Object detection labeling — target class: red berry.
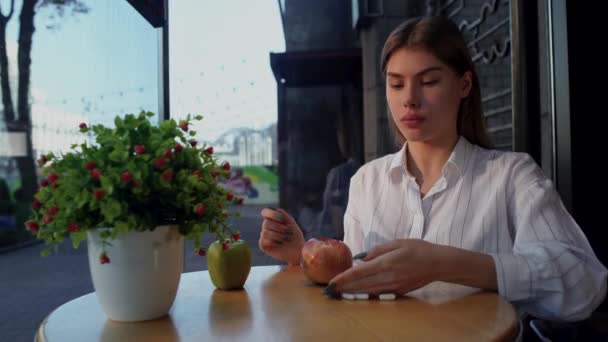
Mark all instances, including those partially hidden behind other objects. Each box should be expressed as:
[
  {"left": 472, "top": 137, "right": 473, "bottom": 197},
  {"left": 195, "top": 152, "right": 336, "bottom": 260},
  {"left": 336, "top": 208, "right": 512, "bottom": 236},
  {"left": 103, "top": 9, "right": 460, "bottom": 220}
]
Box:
[
  {"left": 93, "top": 189, "right": 105, "bottom": 200},
  {"left": 198, "top": 249, "right": 206, "bottom": 256},
  {"left": 227, "top": 193, "right": 234, "bottom": 201},
  {"left": 222, "top": 242, "right": 229, "bottom": 251},
  {"left": 189, "top": 140, "right": 197, "bottom": 147},
  {"left": 163, "top": 149, "right": 173, "bottom": 159},
  {"left": 179, "top": 121, "right": 189, "bottom": 132},
  {"left": 204, "top": 146, "right": 214, "bottom": 154},
  {"left": 47, "top": 172, "right": 58, "bottom": 183},
  {"left": 217, "top": 203, "right": 223, "bottom": 209},
  {"left": 32, "top": 199, "right": 41, "bottom": 210},
  {"left": 236, "top": 198, "right": 244, "bottom": 205},
  {"left": 120, "top": 171, "right": 132, "bottom": 183},
  {"left": 100, "top": 254, "right": 110, "bottom": 264},
  {"left": 211, "top": 170, "right": 219, "bottom": 177},
  {"left": 192, "top": 170, "right": 202, "bottom": 178},
  {"left": 232, "top": 233, "right": 240, "bottom": 241},
  {"left": 155, "top": 158, "right": 166, "bottom": 169},
  {"left": 40, "top": 179, "right": 49, "bottom": 187},
  {"left": 90, "top": 168, "right": 101, "bottom": 180},
  {"left": 25, "top": 221, "right": 39, "bottom": 233},
  {"left": 134, "top": 145, "right": 145, "bottom": 154},
  {"left": 85, "top": 161, "right": 96, "bottom": 171},
  {"left": 37, "top": 155, "right": 48, "bottom": 166},
  {"left": 68, "top": 222, "right": 79, "bottom": 232},
  {"left": 48, "top": 206, "right": 59, "bottom": 216},
  {"left": 174, "top": 144, "right": 184, "bottom": 153},
  {"left": 222, "top": 162, "right": 231, "bottom": 171},
  {"left": 52, "top": 182, "right": 60, "bottom": 189},
  {"left": 195, "top": 204, "right": 205, "bottom": 216},
  {"left": 43, "top": 214, "right": 52, "bottom": 224},
  {"left": 79, "top": 122, "right": 88, "bottom": 130},
  {"left": 162, "top": 170, "right": 173, "bottom": 182}
]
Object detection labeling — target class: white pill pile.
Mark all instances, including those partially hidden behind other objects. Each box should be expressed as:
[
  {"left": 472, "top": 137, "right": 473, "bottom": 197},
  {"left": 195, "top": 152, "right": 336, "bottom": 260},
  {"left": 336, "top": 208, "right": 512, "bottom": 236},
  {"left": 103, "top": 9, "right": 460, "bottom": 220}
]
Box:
[{"left": 340, "top": 293, "right": 397, "bottom": 300}]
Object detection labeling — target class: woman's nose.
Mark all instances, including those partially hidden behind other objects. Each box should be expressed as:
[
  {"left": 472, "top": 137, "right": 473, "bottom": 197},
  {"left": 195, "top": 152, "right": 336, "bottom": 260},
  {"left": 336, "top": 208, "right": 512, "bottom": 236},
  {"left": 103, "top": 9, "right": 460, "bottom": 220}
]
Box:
[{"left": 402, "top": 84, "right": 421, "bottom": 109}]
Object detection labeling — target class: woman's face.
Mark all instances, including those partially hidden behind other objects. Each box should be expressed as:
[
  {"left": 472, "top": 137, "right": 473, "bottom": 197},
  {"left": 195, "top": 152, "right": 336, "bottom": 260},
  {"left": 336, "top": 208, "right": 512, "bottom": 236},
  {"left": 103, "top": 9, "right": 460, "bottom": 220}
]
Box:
[{"left": 385, "top": 47, "right": 471, "bottom": 145}]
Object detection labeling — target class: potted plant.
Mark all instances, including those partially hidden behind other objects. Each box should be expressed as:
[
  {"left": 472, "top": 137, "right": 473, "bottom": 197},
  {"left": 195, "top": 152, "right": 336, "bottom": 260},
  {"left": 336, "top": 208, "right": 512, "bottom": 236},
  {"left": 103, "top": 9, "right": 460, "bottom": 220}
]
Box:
[{"left": 25, "top": 112, "right": 247, "bottom": 321}]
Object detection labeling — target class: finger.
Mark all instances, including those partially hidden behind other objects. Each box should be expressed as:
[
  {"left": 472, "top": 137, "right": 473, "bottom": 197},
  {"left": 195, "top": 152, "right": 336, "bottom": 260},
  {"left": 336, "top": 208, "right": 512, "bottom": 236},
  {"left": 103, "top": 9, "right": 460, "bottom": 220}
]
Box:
[
  {"left": 262, "top": 220, "right": 292, "bottom": 235},
  {"left": 261, "top": 229, "right": 291, "bottom": 245},
  {"left": 259, "top": 237, "right": 281, "bottom": 252},
  {"left": 363, "top": 240, "right": 403, "bottom": 261},
  {"left": 275, "top": 208, "right": 297, "bottom": 225},
  {"left": 339, "top": 272, "right": 397, "bottom": 294},
  {"left": 259, "top": 235, "right": 283, "bottom": 251},
  {"left": 330, "top": 258, "right": 384, "bottom": 289},
  {"left": 261, "top": 207, "right": 287, "bottom": 224}
]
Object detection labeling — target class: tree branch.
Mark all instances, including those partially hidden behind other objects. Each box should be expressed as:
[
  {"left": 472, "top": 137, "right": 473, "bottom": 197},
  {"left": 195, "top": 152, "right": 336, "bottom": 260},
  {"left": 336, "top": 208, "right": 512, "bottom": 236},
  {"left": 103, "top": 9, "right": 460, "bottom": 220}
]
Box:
[
  {"left": 17, "top": 0, "right": 37, "bottom": 125},
  {"left": 0, "top": 1, "right": 15, "bottom": 122},
  {"left": 0, "top": 0, "right": 16, "bottom": 23}
]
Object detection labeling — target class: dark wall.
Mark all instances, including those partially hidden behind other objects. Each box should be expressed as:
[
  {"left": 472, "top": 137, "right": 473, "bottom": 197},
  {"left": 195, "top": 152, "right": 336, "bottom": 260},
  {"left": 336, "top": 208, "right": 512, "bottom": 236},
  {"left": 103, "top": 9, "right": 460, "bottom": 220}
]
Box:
[
  {"left": 279, "top": 0, "right": 363, "bottom": 234},
  {"left": 567, "top": 1, "right": 606, "bottom": 311}
]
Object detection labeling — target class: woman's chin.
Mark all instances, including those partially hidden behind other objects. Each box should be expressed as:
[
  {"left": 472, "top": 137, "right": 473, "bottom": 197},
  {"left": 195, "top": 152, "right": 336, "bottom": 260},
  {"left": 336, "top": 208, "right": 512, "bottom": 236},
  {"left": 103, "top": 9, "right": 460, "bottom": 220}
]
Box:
[{"left": 401, "top": 131, "right": 427, "bottom": 143}]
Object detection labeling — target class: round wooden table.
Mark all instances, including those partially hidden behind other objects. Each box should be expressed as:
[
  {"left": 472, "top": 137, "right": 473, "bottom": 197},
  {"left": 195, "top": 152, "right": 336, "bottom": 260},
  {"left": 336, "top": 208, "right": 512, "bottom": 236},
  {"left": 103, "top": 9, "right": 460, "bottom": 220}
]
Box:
[{"left": 37, "top": 265, "right": 519, "bottom": 341}]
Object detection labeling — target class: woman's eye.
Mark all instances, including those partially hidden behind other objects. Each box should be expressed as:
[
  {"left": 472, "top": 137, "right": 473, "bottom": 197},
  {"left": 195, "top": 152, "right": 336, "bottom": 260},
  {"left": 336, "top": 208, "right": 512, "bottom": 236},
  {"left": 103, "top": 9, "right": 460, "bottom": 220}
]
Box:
[
  {"left": 389, "top": 84, "right": 403, "bottom": 89},
  {"left": 421, "top": 79, "right": 439, "bottom": 86}
]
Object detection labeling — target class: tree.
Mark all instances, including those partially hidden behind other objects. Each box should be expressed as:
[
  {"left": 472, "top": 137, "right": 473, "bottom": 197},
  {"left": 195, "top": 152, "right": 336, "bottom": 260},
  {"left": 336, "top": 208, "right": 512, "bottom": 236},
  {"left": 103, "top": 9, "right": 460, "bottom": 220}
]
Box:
[{"left": 0, "top": 0, "right": 88, "bottom": 206}]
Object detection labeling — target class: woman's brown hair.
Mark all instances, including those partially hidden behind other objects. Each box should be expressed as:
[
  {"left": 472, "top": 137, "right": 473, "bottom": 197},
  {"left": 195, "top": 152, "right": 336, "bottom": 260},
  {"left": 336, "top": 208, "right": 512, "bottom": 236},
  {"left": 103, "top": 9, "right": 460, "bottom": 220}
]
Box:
[{"left": 381, "top": 16, "right": 492, "bottom": 148}]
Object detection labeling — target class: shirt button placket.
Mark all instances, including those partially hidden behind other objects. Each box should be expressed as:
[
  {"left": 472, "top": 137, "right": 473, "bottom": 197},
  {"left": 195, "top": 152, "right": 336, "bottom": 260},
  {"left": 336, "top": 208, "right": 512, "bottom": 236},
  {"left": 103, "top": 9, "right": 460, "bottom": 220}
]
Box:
[{"left": 408, "top": 180, "right": 424, "bottom": 239}]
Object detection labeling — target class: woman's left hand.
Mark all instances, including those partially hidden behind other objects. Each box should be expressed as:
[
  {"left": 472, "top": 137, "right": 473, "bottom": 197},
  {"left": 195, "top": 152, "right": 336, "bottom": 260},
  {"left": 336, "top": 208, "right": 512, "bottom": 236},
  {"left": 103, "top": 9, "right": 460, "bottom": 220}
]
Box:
[{"left": 329, "top": 239, "right": 439, "bottom": 295}]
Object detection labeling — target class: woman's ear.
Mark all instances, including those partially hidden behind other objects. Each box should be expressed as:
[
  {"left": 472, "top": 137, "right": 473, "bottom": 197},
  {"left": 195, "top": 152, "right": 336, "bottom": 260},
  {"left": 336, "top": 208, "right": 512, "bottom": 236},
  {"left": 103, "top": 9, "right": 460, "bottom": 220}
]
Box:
[{"left": 461, "top": 71, "right": 473, "bottom": 98}]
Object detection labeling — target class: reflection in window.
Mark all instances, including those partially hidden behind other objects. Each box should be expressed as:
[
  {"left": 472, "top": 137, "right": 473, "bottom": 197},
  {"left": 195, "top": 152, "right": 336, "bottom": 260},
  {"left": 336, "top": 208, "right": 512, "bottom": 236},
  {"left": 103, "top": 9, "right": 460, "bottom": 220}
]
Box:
[{"left": 169, "top": 1, "right": 284, "bottom": 207}]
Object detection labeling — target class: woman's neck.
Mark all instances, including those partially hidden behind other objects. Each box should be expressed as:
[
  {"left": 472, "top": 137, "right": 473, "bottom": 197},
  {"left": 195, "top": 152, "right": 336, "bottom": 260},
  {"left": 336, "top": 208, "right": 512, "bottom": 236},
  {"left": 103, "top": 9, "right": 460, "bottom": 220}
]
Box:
[{"left": 406, "top": 135, "right": 459, "bottom": 193}]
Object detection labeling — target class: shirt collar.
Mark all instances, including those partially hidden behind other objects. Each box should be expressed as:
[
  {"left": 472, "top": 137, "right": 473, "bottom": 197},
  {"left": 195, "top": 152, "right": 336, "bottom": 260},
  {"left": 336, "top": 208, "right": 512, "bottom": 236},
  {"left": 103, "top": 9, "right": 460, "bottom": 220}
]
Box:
[{"left": 386, "top": 136, "right": 473, "bottom": 178}]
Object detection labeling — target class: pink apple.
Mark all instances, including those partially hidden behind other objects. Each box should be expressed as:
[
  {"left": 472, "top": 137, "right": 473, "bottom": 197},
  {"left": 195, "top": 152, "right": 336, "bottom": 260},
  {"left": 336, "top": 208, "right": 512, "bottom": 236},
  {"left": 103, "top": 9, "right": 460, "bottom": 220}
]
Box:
[{"left": 300, "top": 238, "right": 352, "bottom": 285}]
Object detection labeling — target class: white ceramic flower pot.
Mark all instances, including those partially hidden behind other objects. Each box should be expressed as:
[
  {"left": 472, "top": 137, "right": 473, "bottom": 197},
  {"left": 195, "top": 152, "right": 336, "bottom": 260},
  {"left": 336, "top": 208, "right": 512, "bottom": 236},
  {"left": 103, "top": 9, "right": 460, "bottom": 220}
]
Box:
[{"left": 87, "top": 225, "right": 184, "bottom": 322}]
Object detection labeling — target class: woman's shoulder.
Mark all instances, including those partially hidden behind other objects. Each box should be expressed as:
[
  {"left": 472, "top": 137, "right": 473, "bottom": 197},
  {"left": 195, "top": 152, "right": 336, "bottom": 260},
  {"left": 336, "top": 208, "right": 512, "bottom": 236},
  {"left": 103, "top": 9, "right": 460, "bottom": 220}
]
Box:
[
  {"left": 475, "top": 145, "right": 548, "bottom": 186},
  {"left": 350, "top": 151, "right": 400, "bottom": 185}
]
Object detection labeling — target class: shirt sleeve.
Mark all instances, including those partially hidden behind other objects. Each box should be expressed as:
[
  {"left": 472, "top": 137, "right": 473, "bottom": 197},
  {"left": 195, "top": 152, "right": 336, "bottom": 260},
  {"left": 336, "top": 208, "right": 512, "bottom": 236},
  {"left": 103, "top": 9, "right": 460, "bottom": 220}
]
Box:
[
  {"left": 343, "top": 171, "right": 365, "bottom": 255},
  {"left": 488, "top": 156, "right": 607, "bottom": 322}
]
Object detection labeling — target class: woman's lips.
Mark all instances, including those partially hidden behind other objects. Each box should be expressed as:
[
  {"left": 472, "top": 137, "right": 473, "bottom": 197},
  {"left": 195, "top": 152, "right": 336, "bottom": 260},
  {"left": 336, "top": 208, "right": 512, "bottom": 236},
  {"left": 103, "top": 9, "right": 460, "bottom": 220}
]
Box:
[{"left": 400, "top": 115, "right": 425, "bottom": 128}]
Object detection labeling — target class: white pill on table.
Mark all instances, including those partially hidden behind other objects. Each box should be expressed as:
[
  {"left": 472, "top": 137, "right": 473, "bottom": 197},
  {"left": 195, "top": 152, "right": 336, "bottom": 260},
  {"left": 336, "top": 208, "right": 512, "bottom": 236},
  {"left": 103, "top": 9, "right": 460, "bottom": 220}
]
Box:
[
  {"left": 342, "top": 293, "right": 355, "bottom": 300},
  {"left": 355, "top": 293, "right": 369, "bottom": 300},
  {"left": 379, "top": 293, "right": 396, "bottom": 300}
]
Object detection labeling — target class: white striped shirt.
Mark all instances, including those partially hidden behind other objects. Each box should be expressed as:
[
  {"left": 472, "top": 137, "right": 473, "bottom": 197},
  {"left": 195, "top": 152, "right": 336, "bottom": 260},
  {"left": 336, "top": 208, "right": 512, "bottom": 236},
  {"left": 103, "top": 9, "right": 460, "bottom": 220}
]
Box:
[{"left": 343, "top": 136, "right": 607, "bottom": 321}]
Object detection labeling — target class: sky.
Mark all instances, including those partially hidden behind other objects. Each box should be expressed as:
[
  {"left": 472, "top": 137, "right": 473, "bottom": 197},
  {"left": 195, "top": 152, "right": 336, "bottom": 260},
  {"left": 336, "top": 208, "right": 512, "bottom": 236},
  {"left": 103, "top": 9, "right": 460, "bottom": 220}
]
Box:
[
  {"left": 1, "top": 0, "right": 284, "bottom": 144},
  {"left": 169, "top": 0, "right": 285, "bottom": 141}
]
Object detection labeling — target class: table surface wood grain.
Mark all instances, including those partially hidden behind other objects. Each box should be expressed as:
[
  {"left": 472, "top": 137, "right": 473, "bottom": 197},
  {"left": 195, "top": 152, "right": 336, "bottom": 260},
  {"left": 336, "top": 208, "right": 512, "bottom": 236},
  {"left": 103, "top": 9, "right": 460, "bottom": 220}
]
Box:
[{"left": 37, "top": 265, "right": 519, "bottom": 341}]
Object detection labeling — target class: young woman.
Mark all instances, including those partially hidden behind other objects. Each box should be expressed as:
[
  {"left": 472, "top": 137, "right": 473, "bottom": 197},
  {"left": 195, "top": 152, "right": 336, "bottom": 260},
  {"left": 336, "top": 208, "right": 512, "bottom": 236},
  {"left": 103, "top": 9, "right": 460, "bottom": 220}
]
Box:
[{"left": 258, "top": 16, "right": 607, "bottom": 322}]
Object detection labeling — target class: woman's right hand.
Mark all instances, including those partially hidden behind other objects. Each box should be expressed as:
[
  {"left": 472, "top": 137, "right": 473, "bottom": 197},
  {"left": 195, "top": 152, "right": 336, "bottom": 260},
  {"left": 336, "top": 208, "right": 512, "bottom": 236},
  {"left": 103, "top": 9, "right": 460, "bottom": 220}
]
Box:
[{"left": 259, "top": 208, "right": 305, "bottom": 266}]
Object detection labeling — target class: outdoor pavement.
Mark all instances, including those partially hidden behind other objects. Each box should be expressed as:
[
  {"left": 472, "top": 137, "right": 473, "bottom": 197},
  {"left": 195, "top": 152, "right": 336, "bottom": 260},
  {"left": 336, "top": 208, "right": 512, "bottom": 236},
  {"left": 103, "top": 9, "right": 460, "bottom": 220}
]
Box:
[{"left": 0, "top": 204, "right": 281, "bottom": 342}]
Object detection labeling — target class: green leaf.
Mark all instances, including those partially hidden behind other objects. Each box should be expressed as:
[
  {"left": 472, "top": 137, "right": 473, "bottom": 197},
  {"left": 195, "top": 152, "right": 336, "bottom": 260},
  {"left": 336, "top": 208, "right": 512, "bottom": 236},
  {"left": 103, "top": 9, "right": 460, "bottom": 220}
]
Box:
[
  {"left": 72, "top": 231, "right": 86, "bottom": 248},
  {"left": 195, "top": 115, "right": 203, "bottom": 121},
  {"left": 114, "top": 116, "right": 124, "bottom": 128},
  {"left": 189, "top": 131, "right": 196, "bottom": 137},
  {"left": 109, "top": 148, "right": 129, "bottom": 163},
  {"left": 115, "top": 221, "right": 129, "bottom": 235},
  {"left": 160, "top": 120, "right": 177, "bottom": 135},
  {"left": 100, "top": 176, "right": 114, "bottom": 195},
  {"left": 100, "top": 199, "right": 122, "bottom": 222},
  {"left": 100, "top": 230, "right": 111, "bottom": 239},
  {"left": 41, "top": 249, "right": 51, "bottom": 257}
]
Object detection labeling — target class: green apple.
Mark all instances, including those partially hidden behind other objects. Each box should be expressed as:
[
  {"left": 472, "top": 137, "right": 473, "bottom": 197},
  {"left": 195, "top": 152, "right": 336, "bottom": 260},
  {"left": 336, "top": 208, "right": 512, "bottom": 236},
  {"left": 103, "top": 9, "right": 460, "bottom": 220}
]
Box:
[{"left": 207, "top": 239, "right": 252, "bottom": 290}]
